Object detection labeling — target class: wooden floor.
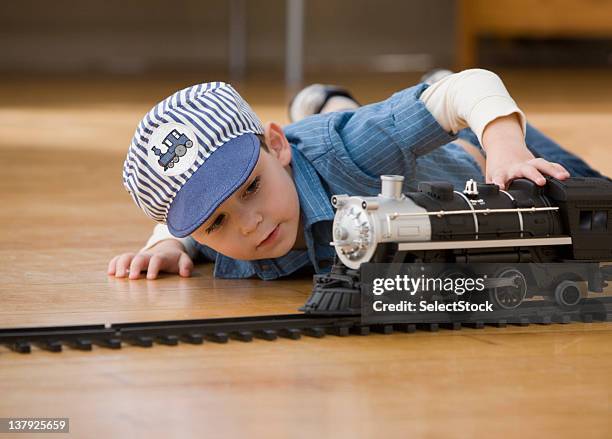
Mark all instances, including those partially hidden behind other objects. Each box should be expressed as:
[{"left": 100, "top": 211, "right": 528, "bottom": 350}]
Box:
[{"left": 1, "top": 70, "right": 612, "bottom": 438}]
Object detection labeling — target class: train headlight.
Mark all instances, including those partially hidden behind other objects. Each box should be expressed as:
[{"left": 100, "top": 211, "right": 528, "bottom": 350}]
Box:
[{"left": 332, "top": 204, "right": 376, "bottom": 269}]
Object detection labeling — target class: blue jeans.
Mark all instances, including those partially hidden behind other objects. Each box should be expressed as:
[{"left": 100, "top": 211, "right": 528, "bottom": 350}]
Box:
[{"left": 458, "top": 124, "right": 609, "bottom": 179}]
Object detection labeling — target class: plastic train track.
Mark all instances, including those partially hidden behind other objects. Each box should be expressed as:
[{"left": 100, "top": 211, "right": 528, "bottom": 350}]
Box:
[{"left": 1, "top": 297, "right": 611, "bottom": 354}]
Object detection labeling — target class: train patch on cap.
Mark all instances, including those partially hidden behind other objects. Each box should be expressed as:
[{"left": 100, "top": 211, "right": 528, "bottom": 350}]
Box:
[{"left": 146, "top": 122, "right": 199, "bottom": 177}]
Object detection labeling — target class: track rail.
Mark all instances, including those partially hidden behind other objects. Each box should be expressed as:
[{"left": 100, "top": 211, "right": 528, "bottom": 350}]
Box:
[{"left": 1, "top": 298, "right": 611, "bottom": 354}]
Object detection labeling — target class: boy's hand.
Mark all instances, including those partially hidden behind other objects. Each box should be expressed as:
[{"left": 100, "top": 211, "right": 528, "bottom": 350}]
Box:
[
  {"left": 107, "top": 239, "right": 193, "bottom": 280},
  {"left": 482, "top": 114, "right": 570, "bottom": 190}
]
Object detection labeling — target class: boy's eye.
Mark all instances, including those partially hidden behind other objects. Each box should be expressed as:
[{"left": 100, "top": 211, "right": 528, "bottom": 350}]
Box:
[
  {"left": 204, "top": 178, "right": 259, "bottom": 234},
  {"left": 205, "top": 214, "right": 225, "bottom": 234},
  {"left": 243, "top": 176, "right": 261, "bottom": 197}
]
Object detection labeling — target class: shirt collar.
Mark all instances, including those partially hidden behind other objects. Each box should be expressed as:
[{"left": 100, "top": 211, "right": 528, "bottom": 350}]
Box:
[{"left": 290, "top": 145, "right": 335, "bottom": 227}]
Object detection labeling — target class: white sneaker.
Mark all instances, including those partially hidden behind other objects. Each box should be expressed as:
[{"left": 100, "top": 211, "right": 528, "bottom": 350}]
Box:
[
  {"left": 420, "top": 68, "right": 454, "bottom": 85},
  {"left": 288, "top": 84, "right": 359, "bottom": 123}
]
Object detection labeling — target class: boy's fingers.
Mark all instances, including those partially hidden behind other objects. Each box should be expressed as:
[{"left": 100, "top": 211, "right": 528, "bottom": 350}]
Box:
[
  {"left": 178, "top": 253, "right": 194, "bottom": 277},
  {"left": 146, "top": 254, "right": 164, "bottom": 280},
  {"left": 553, "top": 163, "right": 571, "bottom": 179},
  {"left": 107, "top": 256, "right": 119, "bottom": 275},
  {"left": 129, "top": 254, "right": 150, "bottom": 280},
  {"left": 548, "top": 161, "right": 569, "bottom": 173},
  {"left": 517, "top": 164, "right": 546, "bottom": 186},
  {"left": 488, "top": 159, "right": 569, "bottom": 192},
  {"left": 530, "top": 158, "right": 570, "bottom": 179},
  {"left": 115, "top": 253, "right": 135, "bottom": 277}
]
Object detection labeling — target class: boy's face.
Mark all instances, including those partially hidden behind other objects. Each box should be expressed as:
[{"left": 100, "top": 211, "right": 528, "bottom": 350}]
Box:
[{"left": 191, "top": 133, "right": 300, "bottom": 260}]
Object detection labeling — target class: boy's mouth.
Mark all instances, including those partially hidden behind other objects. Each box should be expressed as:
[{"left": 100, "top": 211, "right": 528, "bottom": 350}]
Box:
[{"left": 257, "top": 224, "right": 280, "bottom": 248}]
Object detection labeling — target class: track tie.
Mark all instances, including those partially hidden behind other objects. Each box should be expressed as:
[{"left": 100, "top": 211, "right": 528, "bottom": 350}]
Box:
[
  {"left": 465, "top": 321, "right": 484, "bottom": 329},
  {"left": 279, "top": 328, "right": 301, "bottom": 340},
  {"left": 130, "top": 336, "right": 153, "bottom": 347},
  {"left": 303, "top": 327, "right": 325, "bottom": 338},
  {"left": 255, "top": 329, "right": 278, "bottom": 341},
  {"left": 491, "top": 320, "right": 507, "bottom": 328},
  {"left": 102, "top": 338, "right": 122, "bottom": 349},
  {"left": 206, "top": 332, "right": 229, "bottom": 343},
  {"left": 395, "top": 323, "right": 416, "bottom": 333},
  {"left": 327, "top": 326, "right": 350, "bottom": 337},
  {"left": 536, "top": 315, "right": 552, "bottom": 325},
  {"left": 12, "top": 341, "right": 31, "bottom": 354},
  {"left": 555, "top": 314, "right": 571, "bottom": 324},
  {"left": 40, "top": 340, "right": 62, "bottom": 352},
  {"left": 351, "top": 325, "right": 370, "bottom": 336},
  {"left": 594, "top": 311, "right": 608, "bottom": 322},
  {"left": 230, "top": 331, "right": 253, "bottom": 342},
  {"left": 157, "top": 335, "right": 179, "bottom": 346},
  {"left": 512, "top": 317, "right": 530, "bottom": 327},
  {"left": 372, "top": 324, "right": 393, "bottom": 335},
  {"left": 182, "top": 333, "right": 204, "bottom": 344},
  {"left": 72, "top": 338, "right": 93, "bottom": 351},
  {"left": 419, "top": 323, "right": 439, "bottom": 332},
  {"left": 443, "top": 322, "right": 462, "bottom": 331}
]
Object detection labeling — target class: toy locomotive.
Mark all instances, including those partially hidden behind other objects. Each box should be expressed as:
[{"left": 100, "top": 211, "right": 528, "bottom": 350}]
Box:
[{"left": 304, "top": 175, "right": 612, "bottom": 314}]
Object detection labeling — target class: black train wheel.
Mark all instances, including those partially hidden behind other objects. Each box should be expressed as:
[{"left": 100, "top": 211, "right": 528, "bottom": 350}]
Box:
[
  {"left": 553, "top": 280, "right": 584, "bottom": 309},
  {"left": 489, "top": 267, "right": 527, "bottom": 310}
]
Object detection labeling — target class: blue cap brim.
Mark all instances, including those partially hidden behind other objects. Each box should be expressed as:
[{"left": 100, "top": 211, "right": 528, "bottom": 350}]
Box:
[{"left": 167, "top": 133, "right": 260, "bottom": 237}]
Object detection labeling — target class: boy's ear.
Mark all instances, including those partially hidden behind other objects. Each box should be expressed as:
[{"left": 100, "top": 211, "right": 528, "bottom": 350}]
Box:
[{"left": 264, "top": 122, "right": 292, "bottom": 166}]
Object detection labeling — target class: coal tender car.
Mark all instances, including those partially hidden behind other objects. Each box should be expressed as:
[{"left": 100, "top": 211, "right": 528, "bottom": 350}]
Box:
[{"left": 304, "top": 175, "right": 612, "bottom": 314}]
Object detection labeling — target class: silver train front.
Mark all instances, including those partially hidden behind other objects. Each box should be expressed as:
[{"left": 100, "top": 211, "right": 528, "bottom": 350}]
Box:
[{"left": 331, "top": 175, "right": 432, "bottom": 269}]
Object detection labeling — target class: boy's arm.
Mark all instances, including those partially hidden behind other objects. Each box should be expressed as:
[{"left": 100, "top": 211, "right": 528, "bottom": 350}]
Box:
[
  {"left": 319, "top": 68, "right": 568, "bottom": 190},
  {"left": 420, "top": 69, "right": 569, "bottom": 188},
  {"left": 314, "top": 69, "right": 513, "bottom": 182},
  {"left": 419, "top": 68, "right": 526, "bottom": 146}
]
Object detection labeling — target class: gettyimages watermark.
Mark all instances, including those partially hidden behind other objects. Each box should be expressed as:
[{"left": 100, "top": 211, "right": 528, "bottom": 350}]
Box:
[
  {"left": 359, "top": 262, "right": 608, "bottom": 324},
  {"left": 371, "top": 271, "right": 492, "bottom": 312}
]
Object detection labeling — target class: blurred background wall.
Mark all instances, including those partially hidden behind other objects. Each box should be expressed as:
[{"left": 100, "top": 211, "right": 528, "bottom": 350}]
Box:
[
  {"left": 2, "top": 0, "right": 612, "bottom": 80},
  {"left": 0, "top": 0, "right": 456, "bottom": 76}
]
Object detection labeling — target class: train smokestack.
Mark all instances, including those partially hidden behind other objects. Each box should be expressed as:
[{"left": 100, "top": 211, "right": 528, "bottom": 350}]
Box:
[{"left": 380, "top": 175, "right": 404, "bottom": 200}]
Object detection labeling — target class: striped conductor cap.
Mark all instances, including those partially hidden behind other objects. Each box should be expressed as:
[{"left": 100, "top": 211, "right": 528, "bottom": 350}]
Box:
[{"left": 123, "top": 82, "right": 265, "bottom": 238}]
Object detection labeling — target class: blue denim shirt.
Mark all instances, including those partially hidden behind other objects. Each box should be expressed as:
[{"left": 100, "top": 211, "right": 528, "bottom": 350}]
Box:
[{"left": 194, "top": 83, "right": 489, "bottom": 279}]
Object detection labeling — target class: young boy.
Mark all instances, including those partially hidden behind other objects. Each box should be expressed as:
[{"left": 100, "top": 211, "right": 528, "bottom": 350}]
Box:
[{"left": 109, "top": 69, "right": 605, "bottom": 281}]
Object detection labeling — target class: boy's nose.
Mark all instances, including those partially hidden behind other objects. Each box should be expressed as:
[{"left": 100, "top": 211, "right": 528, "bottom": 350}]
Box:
[{"left": 239, "top": 212, "right": 263, "bottom": 236}]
